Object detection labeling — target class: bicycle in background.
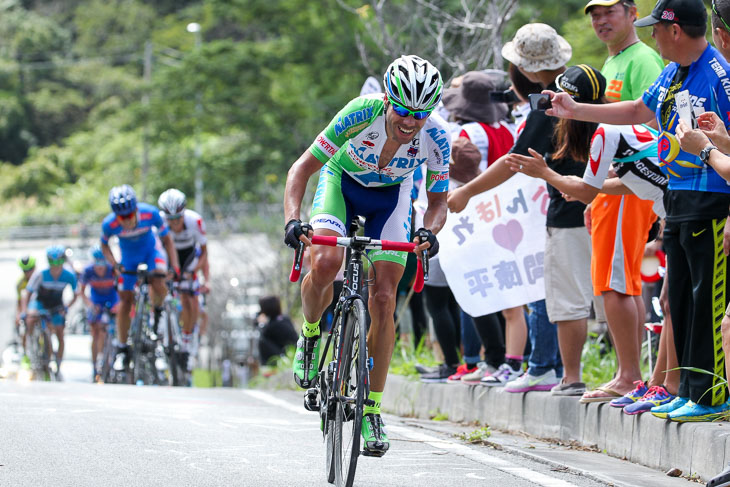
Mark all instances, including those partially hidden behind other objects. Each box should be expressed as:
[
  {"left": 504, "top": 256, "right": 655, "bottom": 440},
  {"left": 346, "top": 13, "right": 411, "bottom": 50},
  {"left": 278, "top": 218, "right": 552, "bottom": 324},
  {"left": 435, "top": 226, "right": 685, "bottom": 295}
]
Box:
[
  {"left": 26, "top": 305, "right": 66, "bottom": 381},
  {"left": 290, "top": 218, "right": 427, "bottom": 487}
]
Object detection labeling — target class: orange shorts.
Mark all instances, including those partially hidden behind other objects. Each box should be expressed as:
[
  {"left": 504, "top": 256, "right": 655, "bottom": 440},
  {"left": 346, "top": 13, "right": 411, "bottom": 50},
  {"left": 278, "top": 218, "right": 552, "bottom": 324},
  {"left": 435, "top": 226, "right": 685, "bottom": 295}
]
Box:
[{"left": 591, "top": 193, "right": 656, "bottom": 296}]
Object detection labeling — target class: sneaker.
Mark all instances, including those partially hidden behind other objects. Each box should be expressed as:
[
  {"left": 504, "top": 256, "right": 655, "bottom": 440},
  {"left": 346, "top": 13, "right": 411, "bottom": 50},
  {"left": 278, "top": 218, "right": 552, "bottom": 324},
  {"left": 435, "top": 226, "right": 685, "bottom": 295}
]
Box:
[
  {"left": 420, "top": 363, "right": 458, "bottom": 383},
  {"left": 504, "top": 369, "right": 559, "bottom": 393},
  {"left": 461, "top": 363, "right": 497, "bottom": 385},
  {"left": 446, "top": 363, "right": 479, "bottom": 383},
  {"left": 551, "top": 380, "right": 586, "bottom": 396},
  {"left": 708, "top": 463, "right": 730, "bottom": 487},
  {"left": 480, "top": 363, "right": 522, "bottom": 387},
  {"left": 415, "top": 363, "right": 439, "bottom": 375},
  {"left": 361, "top": 413, "right": 389, "bottom": 456},
  {"left": 651, "top": 396, "right": 688, "bottom": 419},
  {"left": 293, "top": 333, "right": 321, "bottom": 389},
  {"left": 624, "top": 385, "right": 675, "bottom": 415},
  {"left": 610, "top": 381, "right": 648, "bottom": 408},
  {"left": 668, "top": 400, "right": 730, "bottom": 422}
]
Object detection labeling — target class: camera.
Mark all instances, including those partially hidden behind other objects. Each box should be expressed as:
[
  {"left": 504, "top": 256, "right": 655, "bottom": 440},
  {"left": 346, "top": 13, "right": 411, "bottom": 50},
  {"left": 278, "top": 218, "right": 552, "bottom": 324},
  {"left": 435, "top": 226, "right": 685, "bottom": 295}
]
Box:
[
  {"left": 528, "top": 93, "right": 552, "bottom": 111},
  {"left": 490, "top": 90, "right": 519, "bottom": 105}
]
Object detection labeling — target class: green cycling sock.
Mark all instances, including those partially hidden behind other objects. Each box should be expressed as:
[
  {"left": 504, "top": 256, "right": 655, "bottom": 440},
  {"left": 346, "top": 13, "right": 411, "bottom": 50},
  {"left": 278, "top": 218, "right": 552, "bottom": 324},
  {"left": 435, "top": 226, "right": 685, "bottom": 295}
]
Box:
[
  {"left": 364, "top": 391, "right": 383, "bottom": 416},
  {"left": 302, "top": 318, "right": 320, "bottom": 338}
]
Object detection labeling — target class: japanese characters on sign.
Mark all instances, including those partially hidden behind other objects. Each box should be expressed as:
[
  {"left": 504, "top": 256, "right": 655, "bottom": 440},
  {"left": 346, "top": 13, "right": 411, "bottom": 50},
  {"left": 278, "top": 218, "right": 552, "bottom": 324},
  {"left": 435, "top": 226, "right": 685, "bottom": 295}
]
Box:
[{"left": 440, "top": 173, "right": 548, "bottom": 316}]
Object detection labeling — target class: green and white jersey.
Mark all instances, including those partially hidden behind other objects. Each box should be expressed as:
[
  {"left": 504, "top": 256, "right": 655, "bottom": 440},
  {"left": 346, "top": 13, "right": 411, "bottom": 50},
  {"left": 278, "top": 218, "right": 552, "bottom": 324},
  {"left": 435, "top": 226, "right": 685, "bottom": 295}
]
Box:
[{"left": 309, "top": 94, "right": 451, "bottom": 191}]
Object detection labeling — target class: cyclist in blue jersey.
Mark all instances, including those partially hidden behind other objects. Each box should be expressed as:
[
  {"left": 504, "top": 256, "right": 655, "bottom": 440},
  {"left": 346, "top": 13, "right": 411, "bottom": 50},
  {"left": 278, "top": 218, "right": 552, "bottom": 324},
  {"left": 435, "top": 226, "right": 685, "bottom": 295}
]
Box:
[
  {"left": 20, "top": 245, "right": 78, "bottom": 379},
  {"left": 80, "top": 245, "right": 119, "bottom": 381},
  {"left": 284, "top": 55, "right": 448, "bottom": 455},
  {"left": 100, "top": 185, "right": 179, "bottom": 369},
  {"left": 548, "top": 0, "right": 730, "bottom": 422}
]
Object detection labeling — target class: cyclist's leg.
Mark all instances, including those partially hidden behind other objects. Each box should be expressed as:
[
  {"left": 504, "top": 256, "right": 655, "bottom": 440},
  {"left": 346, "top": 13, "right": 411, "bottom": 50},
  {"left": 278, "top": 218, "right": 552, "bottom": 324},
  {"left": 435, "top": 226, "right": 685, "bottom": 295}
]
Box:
[
  {"left": 359, "top": 176, "right": 412, "bottom": 454},
  {"left": 148, "top": 243, "right": 168, "bottom": 309},
  {"left": 24, "top": 301, "right": 41, "bottom": 358},
  {"left": 292, "top": 166, "right": 347, "bottom": 387},
  {"left": 88, "top": 305, "right": 102, "bottom": 373},
  {"left": 51, "top": 311, "right": 65, "bottom": 370}
]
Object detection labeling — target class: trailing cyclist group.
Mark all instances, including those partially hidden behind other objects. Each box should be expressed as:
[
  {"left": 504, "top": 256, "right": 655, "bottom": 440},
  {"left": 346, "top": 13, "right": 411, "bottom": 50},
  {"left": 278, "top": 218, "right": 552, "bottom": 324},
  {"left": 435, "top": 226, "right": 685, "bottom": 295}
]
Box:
[{"left": 14, "top": 185, "right": 210, "bottom": 386}]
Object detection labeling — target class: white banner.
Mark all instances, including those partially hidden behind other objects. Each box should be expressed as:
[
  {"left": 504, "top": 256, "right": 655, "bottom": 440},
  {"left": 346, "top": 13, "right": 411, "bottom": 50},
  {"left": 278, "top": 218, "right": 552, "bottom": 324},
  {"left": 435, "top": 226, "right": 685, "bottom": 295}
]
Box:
[{"left": 440, "top": 173, "right": 548, "bottom": 316}]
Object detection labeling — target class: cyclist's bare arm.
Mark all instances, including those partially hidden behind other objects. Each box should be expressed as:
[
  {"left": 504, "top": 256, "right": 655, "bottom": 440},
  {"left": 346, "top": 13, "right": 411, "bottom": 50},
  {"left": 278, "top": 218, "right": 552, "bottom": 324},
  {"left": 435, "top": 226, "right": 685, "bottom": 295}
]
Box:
[
  {"left": 197, "top": 244, "right": 208, "bottom": 272},
  {"left": 161, "top": 233, "right": 180, "bottom": 273},
  {"left": 546, "top": 91, "right": 654, "bottom": 125},
  {"left": 101, "top": 242, "right": 117, "bottom": 268},
  {"left": 422, "top": 191, "right": 447, "bottom": 233},
  {"left": 284, "top": 151, "right": 323, "bottom": 227}
]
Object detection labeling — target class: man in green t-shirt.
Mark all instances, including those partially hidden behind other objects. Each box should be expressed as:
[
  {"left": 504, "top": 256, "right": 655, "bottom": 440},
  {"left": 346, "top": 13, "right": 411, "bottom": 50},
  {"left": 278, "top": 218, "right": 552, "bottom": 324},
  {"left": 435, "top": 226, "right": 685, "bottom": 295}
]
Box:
[{"left": 577, "top": 0, "right": 671, "bottom": 405}]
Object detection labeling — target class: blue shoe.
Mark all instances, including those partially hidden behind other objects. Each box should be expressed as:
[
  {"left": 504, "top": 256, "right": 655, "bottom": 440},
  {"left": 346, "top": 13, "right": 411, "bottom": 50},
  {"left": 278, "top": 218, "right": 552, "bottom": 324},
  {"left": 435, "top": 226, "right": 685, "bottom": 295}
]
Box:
[
  {"left": 610, "top": 380, "right": 648, "bottom": 408},
  {"left": 668, "top": 400, "right": 730, "bottom": 423},
  {"left": 651, "top": 396, "right": 688, "bottom": 419},
  {"left": 624, "top": 385, "right": 675, "bottom": 415}
]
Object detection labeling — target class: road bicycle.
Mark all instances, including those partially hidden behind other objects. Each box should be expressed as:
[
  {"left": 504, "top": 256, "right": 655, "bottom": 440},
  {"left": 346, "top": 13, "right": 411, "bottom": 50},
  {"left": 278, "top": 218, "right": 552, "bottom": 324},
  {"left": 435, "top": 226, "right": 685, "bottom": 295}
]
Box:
[
  {"left": 123, "top": 265, "right": 167, "bottom": 386},
  {"left": 93, "top": 303, "right": 118, "bottom": 383},
  {"left": 26, "top": 305, "right": 66, "bottom": 381},
  {"left": 290, "top": 218, "right": 427, "bottom": 487},
  {"left": 162, "top": 279, "right": 190, "bottom": 387}
]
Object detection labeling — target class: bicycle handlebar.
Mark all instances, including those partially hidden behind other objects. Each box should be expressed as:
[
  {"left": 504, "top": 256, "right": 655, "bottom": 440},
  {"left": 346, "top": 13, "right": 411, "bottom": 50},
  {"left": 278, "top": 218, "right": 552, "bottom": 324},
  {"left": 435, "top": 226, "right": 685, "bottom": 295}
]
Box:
[{"left": 289, "top": 234, "right": 428, "bottom": 292}]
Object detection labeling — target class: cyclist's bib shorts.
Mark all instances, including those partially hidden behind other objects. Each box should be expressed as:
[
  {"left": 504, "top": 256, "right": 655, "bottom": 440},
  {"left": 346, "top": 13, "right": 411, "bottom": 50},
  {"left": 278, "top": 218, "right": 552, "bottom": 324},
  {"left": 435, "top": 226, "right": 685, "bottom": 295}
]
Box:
[
  {"left": 28, "top": 300, "right": 65, "bottom": 326},
  {"left": 87, "top": 297, "right": 119, "bottom": 324},
  {"left": 310, "top": 164, "right": 412, "bottom": 266},
  {"left": 120, "top": 240, "right": 168, "bottom": 291}
]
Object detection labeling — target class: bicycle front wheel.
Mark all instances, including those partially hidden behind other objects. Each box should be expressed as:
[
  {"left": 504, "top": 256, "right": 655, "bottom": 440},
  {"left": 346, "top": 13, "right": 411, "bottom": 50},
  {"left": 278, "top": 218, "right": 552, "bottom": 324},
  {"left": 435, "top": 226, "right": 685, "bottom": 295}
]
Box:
[{"left": 333, "top": 298, "right": 368, "bottom": 487}]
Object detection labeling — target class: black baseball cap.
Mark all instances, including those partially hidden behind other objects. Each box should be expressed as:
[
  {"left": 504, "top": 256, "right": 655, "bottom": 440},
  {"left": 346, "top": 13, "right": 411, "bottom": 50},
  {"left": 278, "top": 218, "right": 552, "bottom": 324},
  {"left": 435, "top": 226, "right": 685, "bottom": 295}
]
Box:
[
  {"left": 556, "top": 64, "right": 607, "bottom": 103},
  {"left": 634, "top": 0, "right": 707, "bottom": 27}
]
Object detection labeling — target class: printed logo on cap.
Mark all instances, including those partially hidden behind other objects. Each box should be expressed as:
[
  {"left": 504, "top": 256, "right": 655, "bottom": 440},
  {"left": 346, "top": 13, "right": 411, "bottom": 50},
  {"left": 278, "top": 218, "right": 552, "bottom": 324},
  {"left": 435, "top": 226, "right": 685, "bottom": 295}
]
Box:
[{"left": 661, "top": 9, "right": 675, "bottom": 21}]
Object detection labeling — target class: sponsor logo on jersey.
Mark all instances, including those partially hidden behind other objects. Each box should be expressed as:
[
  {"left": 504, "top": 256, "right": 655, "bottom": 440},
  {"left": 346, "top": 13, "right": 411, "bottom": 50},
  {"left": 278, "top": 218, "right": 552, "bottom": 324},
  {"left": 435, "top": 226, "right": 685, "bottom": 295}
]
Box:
[
  {"left": 425, "top": 127, "right": 451, "bottom": 161},
  {"left": 366, "top": 131, "right": 379, "bottom": 140},
  {"left": 412, "top": 136, "right": 420, "bottom": 147},
  {"left": 316, "top": 134, "right": 339, "bottom": 157},
  {"left": 660, "top": 9, "right": 674, "bottom": 21},
  {"left": 710, "top": 57, "right": 730, "bottom": 98},
  {"left": 350, "top": 145, "right": 425, "bottom": 171},
  {"left": 363, "top": 140, "right": 375, "bottom": 147},
  {"left": 407, "top": 146, "right": 418, "bottom": 157},
  {"left": 429, "top": 173, "right": 448, "bottom": 182},
  {"left": 334, "top": 107, "right": 374, "bottom": 137},
  {"left": 344, "top": 122, "right": 370, "bottom": 138}
]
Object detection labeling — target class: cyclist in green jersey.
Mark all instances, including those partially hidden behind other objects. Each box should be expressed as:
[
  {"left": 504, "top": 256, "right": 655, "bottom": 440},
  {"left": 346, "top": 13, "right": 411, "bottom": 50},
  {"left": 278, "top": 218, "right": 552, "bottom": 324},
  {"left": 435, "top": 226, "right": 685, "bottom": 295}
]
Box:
[
  {"left": 15, "top": 256, "right": 36, "bottom": 358},
  {"left": 284, "top": 55, "right": 449, "bottom": 456}
]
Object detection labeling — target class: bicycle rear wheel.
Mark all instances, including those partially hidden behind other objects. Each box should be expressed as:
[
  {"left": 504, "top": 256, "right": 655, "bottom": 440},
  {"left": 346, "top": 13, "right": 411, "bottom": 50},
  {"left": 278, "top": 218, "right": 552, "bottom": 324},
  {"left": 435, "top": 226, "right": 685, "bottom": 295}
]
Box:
[{"left": 333, "top": 298, "right": 367, "bottom": 487}]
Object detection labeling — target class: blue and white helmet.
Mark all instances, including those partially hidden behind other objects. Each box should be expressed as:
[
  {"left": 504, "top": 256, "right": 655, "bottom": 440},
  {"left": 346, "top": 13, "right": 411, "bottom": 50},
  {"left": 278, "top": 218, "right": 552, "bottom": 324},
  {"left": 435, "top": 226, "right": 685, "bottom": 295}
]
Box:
[
  {"left": 109, "top": 185, "right": 137, "bottom": 216},
  {"left": 383, "top": 55, "right": 443, "bottom": 111},
  {"left": 46, "top": 245, "right": 66, "bottom": 262},
  {"left": 90, "top": 245, "right": 105, "bottom": 262}
]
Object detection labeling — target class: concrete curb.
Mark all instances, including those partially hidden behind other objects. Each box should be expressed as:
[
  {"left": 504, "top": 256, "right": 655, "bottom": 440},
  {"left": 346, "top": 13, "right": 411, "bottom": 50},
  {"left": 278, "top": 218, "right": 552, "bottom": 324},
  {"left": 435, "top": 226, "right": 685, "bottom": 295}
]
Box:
[{"left": 382, "top": 374, "right": 730, "bottom": 482}]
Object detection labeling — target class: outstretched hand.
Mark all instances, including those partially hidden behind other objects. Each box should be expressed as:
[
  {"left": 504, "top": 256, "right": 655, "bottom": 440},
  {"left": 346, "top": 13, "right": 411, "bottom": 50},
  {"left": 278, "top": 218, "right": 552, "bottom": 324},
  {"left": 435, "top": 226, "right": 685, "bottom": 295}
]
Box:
[
  {"left": 697, "top": 111, "right": 730, "bottom": 153},
  {"left": 505, "top": 148, "right": 548, "bottom": 179},
  {"left": 544, "top": 91, "right": 576, "bottom": 119},
  {"left": 676, "top": 119, "right": 711, "bottom": 156},
  {"left": 447, "top": 187, "right": 470, "bottom": 213}
]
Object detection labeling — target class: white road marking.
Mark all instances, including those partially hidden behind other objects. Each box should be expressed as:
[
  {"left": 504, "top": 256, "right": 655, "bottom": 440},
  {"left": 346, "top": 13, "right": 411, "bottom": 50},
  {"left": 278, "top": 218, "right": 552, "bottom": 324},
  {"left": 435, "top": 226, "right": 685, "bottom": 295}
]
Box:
[
  {"left": 242, "top": 390, "right": 311, "bottom": 416},
  {"left": 388, "top": 426, "right": 580, "bottom": 487}
]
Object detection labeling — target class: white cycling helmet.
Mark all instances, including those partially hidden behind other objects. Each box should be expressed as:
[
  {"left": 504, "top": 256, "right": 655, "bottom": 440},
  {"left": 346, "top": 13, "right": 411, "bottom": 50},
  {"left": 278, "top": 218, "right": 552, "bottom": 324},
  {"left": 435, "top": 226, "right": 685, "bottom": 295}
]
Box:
[
  {"left": 158, "top": 188, "right": 187, "bottom": 217},
  {"left": 383, "top": 55, "right": 443, "bottom": 111}
]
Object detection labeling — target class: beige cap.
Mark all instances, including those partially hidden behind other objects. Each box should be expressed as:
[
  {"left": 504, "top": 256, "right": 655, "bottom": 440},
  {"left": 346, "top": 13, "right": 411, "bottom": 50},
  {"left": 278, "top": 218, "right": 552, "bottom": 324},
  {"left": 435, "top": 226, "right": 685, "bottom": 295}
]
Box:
[{"left": 501, "top": 23, "right": 572, "bottom": 73}]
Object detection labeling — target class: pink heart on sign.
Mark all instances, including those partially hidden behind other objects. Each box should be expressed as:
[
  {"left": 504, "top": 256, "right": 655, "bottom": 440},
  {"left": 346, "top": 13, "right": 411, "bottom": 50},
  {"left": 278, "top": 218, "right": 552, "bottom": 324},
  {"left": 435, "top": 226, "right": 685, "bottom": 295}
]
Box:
[{"left": 492, "top": 219, "right": 524, "bottom": 252}]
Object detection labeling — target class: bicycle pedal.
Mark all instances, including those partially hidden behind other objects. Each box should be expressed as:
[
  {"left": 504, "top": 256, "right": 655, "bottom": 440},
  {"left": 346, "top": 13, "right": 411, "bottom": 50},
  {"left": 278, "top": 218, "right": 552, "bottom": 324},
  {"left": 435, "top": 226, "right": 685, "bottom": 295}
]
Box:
[
  {"left": 361, "top": 449, "right": 384, "bottom": 458},
  {"left": 304, "top": 388, "right": 320, "bottom": 412}
]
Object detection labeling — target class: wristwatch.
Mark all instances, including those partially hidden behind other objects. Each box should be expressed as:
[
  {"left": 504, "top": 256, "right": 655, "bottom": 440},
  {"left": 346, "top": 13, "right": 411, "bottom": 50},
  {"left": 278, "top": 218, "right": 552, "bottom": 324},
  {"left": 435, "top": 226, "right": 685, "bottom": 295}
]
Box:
[{"left": 699, "top": 145, "right": 718, "bottom": 164}]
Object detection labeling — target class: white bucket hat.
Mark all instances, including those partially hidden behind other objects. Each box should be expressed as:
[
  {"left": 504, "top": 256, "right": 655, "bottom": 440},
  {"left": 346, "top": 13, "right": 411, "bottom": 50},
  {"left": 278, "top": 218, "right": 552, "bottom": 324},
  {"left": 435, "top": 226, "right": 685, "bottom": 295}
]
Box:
[{"left": 501, "top": 23, "right": 572, "bottom": 73}]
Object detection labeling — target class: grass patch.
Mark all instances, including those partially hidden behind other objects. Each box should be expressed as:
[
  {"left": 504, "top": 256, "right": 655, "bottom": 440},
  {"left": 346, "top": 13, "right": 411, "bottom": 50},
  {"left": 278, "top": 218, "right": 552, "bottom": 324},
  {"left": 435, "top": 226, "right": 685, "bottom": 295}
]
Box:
[
  {"left": 389, "top": 337, "right": 439, "bottom": 379},
  {"left": 458, "top": 426, "right": 492, "bottom": 443},
  {"left": 429, "top": 409, "right": 449, "bottom": 421}
]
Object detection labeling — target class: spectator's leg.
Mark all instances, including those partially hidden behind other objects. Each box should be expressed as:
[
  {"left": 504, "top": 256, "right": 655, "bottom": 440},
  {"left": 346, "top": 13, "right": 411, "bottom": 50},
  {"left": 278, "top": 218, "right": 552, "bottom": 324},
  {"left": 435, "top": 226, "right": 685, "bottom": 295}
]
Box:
[
  {"left": 409, "top": 291, "right": 427, "bottom": 348},
  {"left": 526, "top": 300, "right": 560, "bottom": 376},
  {"left": 602, "top": 289, "right": 643, "bottom": 393},
  {"left": 424, "top": 285, "right": 460, "bottom": 367},
  {"left": 472, "top": 312, "right": 505, "bottom": 369},
  {"left": 557, "top": 318, "right": 587, "bottom": 384},
  {"left": 460, "top": 311, "right": 481, "bottom": 367}
]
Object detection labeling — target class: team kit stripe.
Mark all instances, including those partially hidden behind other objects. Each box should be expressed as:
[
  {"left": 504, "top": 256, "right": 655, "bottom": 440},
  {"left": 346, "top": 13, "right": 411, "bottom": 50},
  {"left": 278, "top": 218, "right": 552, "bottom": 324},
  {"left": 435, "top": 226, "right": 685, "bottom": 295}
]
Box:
[{"left": 712, "top": 218, "right": 728, "bottom": 406}]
